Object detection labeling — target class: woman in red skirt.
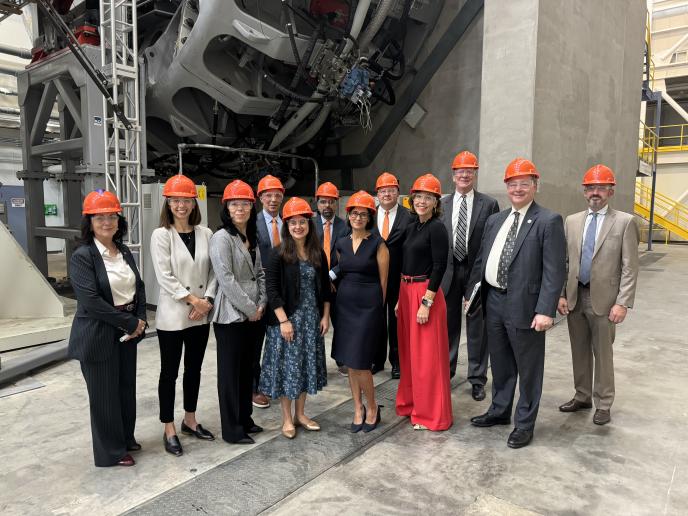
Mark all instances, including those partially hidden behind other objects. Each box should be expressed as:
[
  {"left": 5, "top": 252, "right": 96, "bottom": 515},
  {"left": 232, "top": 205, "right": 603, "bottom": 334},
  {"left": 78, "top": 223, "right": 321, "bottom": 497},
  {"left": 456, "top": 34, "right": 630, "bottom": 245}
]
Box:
[{"left": 395, "top": 173, "right": 453, "bottom": 431}]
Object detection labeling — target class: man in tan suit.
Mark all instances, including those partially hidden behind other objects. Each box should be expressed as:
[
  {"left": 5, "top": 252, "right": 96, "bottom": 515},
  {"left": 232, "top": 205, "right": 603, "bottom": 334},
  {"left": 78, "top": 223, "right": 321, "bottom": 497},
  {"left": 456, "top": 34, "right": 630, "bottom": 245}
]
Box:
[{"left": 557, "top": 165, "right": 639, "bottom": 425}]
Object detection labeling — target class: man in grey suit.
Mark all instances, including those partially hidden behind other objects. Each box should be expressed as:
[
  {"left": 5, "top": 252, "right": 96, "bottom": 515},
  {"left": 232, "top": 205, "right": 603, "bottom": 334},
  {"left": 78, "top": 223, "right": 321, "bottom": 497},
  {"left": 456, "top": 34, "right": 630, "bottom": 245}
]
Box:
[
  {"left": 440, "top": 151, "right": 499, "bottom": 400},
  {"left": 557, "top": 165, "right": 639, "bottom": 426},
  {"left": 468, "top": 158, "right": 566, "bottom": 449}
]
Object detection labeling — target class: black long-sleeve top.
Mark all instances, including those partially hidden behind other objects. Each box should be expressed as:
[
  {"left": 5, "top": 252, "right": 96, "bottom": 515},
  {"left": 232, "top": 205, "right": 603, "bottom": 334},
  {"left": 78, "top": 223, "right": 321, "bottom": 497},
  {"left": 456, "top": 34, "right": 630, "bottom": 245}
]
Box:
[{"left": 401, "top": 217, "right": 449, "bottom": 292}]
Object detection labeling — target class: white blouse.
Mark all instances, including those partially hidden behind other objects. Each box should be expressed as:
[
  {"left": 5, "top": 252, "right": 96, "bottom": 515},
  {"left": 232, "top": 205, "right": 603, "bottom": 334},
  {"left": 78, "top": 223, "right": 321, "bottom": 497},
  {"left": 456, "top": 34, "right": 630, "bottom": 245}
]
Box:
[{"left": 93, "top": 238, "right": 136, "bottom": 306}]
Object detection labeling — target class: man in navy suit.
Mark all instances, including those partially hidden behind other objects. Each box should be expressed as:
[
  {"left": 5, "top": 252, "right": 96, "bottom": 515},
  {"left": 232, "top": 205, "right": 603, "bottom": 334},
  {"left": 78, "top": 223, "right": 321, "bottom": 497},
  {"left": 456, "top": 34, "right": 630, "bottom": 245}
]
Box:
[
  {"left": 313, "top": 181, "right": 350, "bottom": 375},
  {"left": 253, "top": 174, "right": 285, "bottom": 409},
  {"left": 468, "top": 158, "right": 566, "bottom": 449},
  {"left": 370, "top": 172, "right": 412, "bottom": 378},
  {"left": 440, "top": 151, "right": 499, "bottom": 400}
]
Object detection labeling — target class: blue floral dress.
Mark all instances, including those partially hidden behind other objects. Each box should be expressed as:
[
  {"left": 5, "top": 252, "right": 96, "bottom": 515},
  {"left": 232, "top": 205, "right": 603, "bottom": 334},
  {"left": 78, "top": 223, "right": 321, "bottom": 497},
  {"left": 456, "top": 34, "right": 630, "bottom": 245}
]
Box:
[{"left": 259, "top": 260, "right": 328, "bottom": 400}]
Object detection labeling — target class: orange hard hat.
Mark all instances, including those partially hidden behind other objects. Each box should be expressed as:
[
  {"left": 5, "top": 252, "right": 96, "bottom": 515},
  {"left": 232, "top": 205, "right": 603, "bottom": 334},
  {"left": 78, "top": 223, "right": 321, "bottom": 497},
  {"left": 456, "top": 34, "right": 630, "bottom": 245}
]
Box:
[
  {"left": 411, "top": 173, "right": 442, "bottom": 196},
  {"left": 346, "top": 190, "right": 377, "bottom": 214},
  {"left": 582, "top": 164, "right": 616, "bottom": 186},
  {"left": 452, "top": 151, "right": 478, "bottom": 169},
  {"left": 82, "top": 190, "right": 122, "bottom": 215},
  {"left": 375, "top": 172, "right": 399, "bottom": 190},
  {"left": 163, "top": 174, "right": 197, "bottom": 198},
  {"left": 315, "top": 181, "right": 339, "bottom": 199},
  {"left": 282, "top": 197, "right": 314, "bottom": 220},
  {"left": 257, "top": 174, "right": 285, "bottom": 195},
  {"left": 222, "top": 180, "right": 255, "bottom": 203},
  {"left": 503, "top": 158, "right": 540, "bottom": 182}
]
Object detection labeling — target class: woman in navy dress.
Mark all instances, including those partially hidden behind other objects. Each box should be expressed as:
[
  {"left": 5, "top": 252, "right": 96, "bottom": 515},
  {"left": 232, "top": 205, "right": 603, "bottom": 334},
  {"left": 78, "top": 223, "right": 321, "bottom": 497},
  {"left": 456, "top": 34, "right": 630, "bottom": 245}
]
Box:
[{"left": 332, "top": 191, "right": 389, "bottom": 433}]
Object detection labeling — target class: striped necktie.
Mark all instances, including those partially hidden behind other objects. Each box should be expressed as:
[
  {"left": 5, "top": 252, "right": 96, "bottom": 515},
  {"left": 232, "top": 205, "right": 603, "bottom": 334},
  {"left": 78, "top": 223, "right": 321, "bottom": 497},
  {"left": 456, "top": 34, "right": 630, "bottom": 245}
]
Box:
[{"left": 453, "top": 195, "right": 467, "bottom": 262}]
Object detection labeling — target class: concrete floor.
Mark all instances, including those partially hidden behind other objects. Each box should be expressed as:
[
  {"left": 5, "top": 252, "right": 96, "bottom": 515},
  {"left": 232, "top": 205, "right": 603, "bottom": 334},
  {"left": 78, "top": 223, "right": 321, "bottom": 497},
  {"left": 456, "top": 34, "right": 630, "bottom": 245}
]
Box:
[{"left": 0, "top": 244, "right": 686, "bottom": 515}]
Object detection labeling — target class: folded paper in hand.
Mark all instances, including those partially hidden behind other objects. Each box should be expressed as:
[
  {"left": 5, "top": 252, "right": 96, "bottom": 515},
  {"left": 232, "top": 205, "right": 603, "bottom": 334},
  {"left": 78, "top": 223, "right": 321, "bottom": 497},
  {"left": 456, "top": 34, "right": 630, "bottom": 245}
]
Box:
[{"left": 464, "top": 283, "right": 481, "bottom": 317}]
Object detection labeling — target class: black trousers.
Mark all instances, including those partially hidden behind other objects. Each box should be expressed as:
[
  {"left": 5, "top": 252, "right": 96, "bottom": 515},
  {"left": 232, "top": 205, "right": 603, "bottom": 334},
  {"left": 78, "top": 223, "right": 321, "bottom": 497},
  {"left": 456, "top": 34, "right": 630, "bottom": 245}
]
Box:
[
  {"left": 80, "top": 337, "right": 137, "bottom": 467},
  {"left": 214, "top": 321, "right": 259, "bottom": 443},
  {"left": 446, "top": 259, "right": 488, "bottom": 384},
  {"left": 373, "top": 285, "right": 401, "bottom": 369},
  {"left": 157, "top": 324, "right": 210, "bottom": 423},
  {"left": 485, "top": 288, "right": 545, "bottom": 431},
  {"left": 252, "top": 319, "right": 266, "bottom": 393}
]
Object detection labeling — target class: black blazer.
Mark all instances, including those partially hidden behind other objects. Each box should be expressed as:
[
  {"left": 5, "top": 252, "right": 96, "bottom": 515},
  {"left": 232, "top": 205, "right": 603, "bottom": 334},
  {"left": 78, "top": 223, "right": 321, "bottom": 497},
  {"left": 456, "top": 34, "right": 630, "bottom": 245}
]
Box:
[
  {"left": 440, "top": 190, "right": 500, "bottom": 296},
  {"left": 68, "top": 241, "right": 147, "bottom": 363},
  {"left": 469, "top": 201, "right": 566, "bottom": 328},
  {"left": 265, "top": 249, "right": 333, "bottom": 326},
  {"left": 256, "top": 210, "right": 279, "bottom": 269},
  {"left": 313, "top": 214, "right": 350, "bottom": 270},
  {"left": 371, "top": 204, "right": 413, "bottom": 298}
]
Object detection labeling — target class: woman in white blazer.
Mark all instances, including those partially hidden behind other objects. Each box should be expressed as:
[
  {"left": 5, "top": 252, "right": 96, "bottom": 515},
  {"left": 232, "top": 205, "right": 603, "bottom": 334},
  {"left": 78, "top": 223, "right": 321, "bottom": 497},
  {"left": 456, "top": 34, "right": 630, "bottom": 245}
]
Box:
[{"left": 151, "top": 175, "right": 217, "bottom": 457}]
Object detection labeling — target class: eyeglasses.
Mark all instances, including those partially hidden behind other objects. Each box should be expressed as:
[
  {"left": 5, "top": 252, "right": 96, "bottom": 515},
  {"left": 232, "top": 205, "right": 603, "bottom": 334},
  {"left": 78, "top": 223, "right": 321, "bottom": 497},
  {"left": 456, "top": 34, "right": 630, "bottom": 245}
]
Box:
[
  {"left": 583, "top": 185, "right": 613, "bottom": 193},
  {"left": 228, "top": 200, "right": 252, "bottom": 209},
  {"left": 168, "top": 198, "right": 194, "bottom": 206},
  {"left": 377, "top": 188, "right": 398, "bottom": 196},
  {"left": 506, "top": 181, "right": 534, "bottom": 190},
  {"left": 317, "top": 198, "right": 336, "bottom": 206},
  {"left": 287, "top": 218, "right": 308, "bottom": 227},
  {"left": 92, "top": 214, "right": 119, "bottom": 223},
  {"left": 261, "top": 193, "right": 283, "bottom": 201},
  {"left": 349, "top": 210, "right": 369, "bottom": 220},
  {"left": 453, "top": 169, "right": 475, "bottom": 176},
  {"left": 414, "top": 194, "right": 436, "bottom": 203}
]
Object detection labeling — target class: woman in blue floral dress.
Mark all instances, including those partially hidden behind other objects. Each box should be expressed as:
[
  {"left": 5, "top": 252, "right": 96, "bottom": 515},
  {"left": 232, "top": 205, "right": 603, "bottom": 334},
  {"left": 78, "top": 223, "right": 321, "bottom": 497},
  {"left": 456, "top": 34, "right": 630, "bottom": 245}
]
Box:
[{"left": 260, "top": 197, "right": 332, "bottom": 439}]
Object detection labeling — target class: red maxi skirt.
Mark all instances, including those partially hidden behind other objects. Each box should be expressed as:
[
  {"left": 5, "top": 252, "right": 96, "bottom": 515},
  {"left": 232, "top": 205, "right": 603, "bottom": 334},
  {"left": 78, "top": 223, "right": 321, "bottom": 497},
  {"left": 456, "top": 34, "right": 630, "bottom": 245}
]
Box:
[{"left": 395, "top": 280, "right": 453, "bottom": 431}]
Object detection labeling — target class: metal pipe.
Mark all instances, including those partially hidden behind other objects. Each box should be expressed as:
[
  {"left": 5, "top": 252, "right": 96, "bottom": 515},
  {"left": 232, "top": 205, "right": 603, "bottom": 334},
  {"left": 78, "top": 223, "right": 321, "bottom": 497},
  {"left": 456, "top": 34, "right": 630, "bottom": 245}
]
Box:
[
  {"left": 0, "top": 43, "right": 31, "bottom": 59},
  {"left": 177, "top": 143, "right": 320, "bottom": 197},
  {"left": 0, "top": 66, "right": 19, "bottom": 77},
  {"left": 648, "top": 91, "right": 662, "bottom": 251},
  {"left": 358, "top": 0, "right": 394, "bottom": 53}
]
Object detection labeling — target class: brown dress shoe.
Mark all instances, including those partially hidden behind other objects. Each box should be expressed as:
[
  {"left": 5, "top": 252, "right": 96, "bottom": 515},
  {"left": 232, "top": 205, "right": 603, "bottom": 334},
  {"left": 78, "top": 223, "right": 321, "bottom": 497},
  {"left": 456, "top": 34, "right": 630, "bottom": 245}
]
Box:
[
  {"left": 252, "top": 393, "right": 270, "bottom": 408},
  {"left": 559, "top": 398, "right": 593, "bottom": 412},
  {"left": 593, "top": 409, "right": 611, "bottom": 425},
  {"left": 116, "top": 454, "right": 136, "bottom": 467}
]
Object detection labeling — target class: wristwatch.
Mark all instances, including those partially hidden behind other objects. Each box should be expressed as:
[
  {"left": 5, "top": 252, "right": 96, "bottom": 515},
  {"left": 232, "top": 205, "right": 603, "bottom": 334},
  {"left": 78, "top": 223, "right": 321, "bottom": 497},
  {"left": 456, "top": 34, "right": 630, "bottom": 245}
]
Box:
[{"left": 421, "top": 297, "right": 434, "bottom": 308}]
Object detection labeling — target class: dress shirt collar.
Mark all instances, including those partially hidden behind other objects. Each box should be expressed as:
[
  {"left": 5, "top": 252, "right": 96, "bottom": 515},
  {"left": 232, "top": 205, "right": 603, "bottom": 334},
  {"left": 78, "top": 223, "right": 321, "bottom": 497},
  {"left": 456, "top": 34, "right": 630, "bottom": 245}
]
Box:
[
  {"left": 380, "top": 203, "right": 398, "bottom": 215},
  {"left": 510, "top": 200, "right": 533, "bottom": 218},
  {"left": 93, "top": 238, "right": 117, "bottom": 257},
  {"left": 320, "top": 214, "right": 334, "bottom": 225},
  {"left": 263, "top": 209, "right": 281, "bottom": 223},
  {"left": 587, "top": 205, "right": 609, "bottom": 216},
  {"left": 454, "top": 189, "right": 474, "bottom": 202}
]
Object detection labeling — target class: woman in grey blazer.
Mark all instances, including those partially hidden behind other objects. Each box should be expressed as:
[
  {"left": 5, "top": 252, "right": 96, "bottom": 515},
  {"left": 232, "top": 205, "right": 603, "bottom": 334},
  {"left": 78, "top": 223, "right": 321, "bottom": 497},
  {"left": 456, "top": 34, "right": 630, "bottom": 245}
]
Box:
[
  {"left": 209, "top": 180, "right": 267, "bottom": 445},
  {"left": 151, "top": 174, "right": 218, "bottom": 457}
]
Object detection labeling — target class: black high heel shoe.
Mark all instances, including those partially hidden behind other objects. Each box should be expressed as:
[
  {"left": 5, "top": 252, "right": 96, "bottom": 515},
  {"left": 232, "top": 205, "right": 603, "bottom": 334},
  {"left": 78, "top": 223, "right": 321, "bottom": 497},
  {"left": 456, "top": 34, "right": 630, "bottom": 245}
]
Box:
[
  {"left": 362, "top": 405, "right": 382, "bottom": 433},
  {"left": 350, "top": 406, "right": 367, "bottom": 433}
]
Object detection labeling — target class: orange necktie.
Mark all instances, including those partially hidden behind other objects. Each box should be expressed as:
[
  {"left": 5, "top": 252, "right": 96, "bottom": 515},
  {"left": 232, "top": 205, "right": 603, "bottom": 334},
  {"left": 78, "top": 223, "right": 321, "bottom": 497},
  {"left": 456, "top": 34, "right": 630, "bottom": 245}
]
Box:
[
  {"left": 382, "top": 210, "right": 390, "bottom": 240},
  {"left": 271, "top": 218, "right": 281, "bottom": 247},
  {"left": 323, "top": 220, "right": 331, "bottom": 268}
]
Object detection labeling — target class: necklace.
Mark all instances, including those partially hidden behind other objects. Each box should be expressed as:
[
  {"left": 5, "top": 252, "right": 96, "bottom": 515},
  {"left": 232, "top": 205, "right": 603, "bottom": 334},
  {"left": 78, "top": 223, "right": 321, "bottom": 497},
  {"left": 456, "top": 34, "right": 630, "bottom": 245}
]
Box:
[{"left": 178, "top": 231, "right": 193, "bottom": 244}]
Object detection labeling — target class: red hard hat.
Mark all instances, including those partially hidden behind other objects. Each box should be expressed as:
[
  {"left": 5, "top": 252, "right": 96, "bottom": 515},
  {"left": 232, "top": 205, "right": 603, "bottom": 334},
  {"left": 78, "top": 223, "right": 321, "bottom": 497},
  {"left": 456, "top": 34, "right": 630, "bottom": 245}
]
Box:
[
  {"left": 282, "top": 197, "right": 314, "bottom": 220},
  {"left": 411, "top": 173, "right": 442, "bottom": 196},
  {"left": 257, "top": 174, "right": 285, "bottom": 195},
  {"left": 503, "top": 158, "right": 539, "bottom": 182},
  {"left": 222, "top": 180, "right": 255, "bottom": 203},
  {"left": 452, "top": 151, "right": 478, "bottom": 169},
  {"left": 315, "top": 182, "right": 339, "bottom": 199},
  {"left": 346, "top": 190, "right": 377, "bottom": 214},
  {"left": 375, "top": 172, "right": 399, "bottom": 191},
  {"left": 582, "top": 164, "right": 616, "bottom": 186},
  {"left": 163, "top": 174, "right": 197, "bottom": 198},
  {"left": 82, "top": 190, "right": 122, "bottom": 215}
]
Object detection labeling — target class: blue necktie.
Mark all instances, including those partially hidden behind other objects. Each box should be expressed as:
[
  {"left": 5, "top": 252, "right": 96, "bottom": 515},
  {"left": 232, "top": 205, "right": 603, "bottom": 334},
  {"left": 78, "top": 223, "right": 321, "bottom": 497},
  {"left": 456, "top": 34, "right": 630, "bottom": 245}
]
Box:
[{"left": 579, "top": 213, "right": 598, "bottom": 285}]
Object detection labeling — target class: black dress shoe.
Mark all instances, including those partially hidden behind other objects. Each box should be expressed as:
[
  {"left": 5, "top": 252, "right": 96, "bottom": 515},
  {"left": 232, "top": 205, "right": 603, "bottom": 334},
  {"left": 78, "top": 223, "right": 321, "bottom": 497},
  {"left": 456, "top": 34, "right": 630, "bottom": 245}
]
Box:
[
  {"left": 470, "top": 412, "right": 511, "bottom": 427},
  {"left": 391, "top": 366, "right": 400, "bottom": 379},
  {"left": 126, "top": 440, "right": 142, "bottom": 452},
  {"left": 163, "top": 434, "right": 183, "bottom": 457},
  {"left": 559, "top": 398, "right": 593, "bottom": 412},
  {"left": 593, "top": 409, "right": 611, "bottom": 425},
  {"left": 371, "top": 364, "right": 384, "bottom": 374},
  {"left": 245, "top": 424, "right": 263, "bottom": 434},
  {"left": 471, "top": 384, "right": 486, "bottom": 401},
  {"left": 116, "top": 454, "right": 135, "bottom": 467},
  {"left": 362, "top": 405, "right": 382, "bottom": 433},
  {"left": 507, "top": 428, "right": 533, "bottom": 449},
  {"left": 181, "top": 421, "right": 215, "bottom": 441},
  {"left": 227, "top": 435, "right": 255, "bottom": 445},
  {"left": 351, "top": 406, "right": 366, "bottom": 433}
]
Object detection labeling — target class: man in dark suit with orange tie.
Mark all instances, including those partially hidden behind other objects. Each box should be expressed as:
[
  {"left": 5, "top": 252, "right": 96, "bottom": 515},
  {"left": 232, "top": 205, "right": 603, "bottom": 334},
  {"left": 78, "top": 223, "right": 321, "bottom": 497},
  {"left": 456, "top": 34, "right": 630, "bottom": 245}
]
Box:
[
  {"left": 468, "top": 158, "right": 566, "bottom": 449},
  {"left": 371, "top": 172, "right": 412, "bottom": 378}
]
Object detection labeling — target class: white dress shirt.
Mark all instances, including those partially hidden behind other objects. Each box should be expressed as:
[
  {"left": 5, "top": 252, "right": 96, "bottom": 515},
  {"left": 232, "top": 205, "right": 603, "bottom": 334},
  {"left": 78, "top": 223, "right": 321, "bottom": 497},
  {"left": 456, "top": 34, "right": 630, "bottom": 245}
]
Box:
[
  {"left": 451, "top": 189, "right": 474, "bottom": 251},
  {"left": 485, "top": 201, "right": 533, "bottom": 288},
  {"left": 320, "top": 214, "right": 334, "bottom": 238},
  {"left": 94, "top": 238, "right": 136, "bottom": 305},
  {"left": 262, "top": 210, "right": 283, "bottom": 247},
  {"left": 582, "top": 205, "right": 608, "bottom": 245},
  {"left": 377, "top": 203, "right": 399, "bottom": 234}
]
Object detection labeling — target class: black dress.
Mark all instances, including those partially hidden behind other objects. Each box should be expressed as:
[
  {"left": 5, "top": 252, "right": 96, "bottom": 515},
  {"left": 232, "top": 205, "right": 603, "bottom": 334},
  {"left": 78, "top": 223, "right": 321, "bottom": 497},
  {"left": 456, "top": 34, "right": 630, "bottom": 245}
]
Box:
[{"left": 331, "top": 233, "right": 386, "bottom": 369}]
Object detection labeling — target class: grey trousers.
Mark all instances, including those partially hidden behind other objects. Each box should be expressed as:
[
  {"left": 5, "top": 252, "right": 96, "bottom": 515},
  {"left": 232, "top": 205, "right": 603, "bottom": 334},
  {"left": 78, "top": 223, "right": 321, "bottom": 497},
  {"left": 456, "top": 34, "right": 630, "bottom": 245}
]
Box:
[{"left": 567, "top": 286, "right": 616, "bottom": 410}]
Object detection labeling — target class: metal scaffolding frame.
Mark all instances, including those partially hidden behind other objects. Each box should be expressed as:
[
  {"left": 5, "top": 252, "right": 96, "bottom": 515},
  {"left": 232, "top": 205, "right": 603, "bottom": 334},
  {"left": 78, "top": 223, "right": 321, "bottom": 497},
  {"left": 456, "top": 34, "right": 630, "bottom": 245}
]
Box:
[{"left": 100, "top": 0, "right": 143, "bottom": 268}]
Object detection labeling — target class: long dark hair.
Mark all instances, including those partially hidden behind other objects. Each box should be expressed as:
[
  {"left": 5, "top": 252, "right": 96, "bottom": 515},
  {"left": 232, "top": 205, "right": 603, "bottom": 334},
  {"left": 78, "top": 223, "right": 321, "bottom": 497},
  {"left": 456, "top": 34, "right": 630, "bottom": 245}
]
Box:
[
  {"left": 279, "top": 217, "right": 322, "bottom": 268},
  {"left": 159, "top": 198, "right": 202, "bottom": 228},
  {"left": 220, "top": 202, "right": 258, "bottom": 249},
  {"left": 77, "top": 214, "right": 128, "bottom": 247}
]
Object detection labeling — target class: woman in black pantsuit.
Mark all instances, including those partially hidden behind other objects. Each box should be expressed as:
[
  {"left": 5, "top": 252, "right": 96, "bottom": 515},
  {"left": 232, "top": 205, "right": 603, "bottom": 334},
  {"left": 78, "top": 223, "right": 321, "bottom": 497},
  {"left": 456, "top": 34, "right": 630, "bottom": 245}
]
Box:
[{"left": 68, "top": 190, "right": 147, "bottom": 467}]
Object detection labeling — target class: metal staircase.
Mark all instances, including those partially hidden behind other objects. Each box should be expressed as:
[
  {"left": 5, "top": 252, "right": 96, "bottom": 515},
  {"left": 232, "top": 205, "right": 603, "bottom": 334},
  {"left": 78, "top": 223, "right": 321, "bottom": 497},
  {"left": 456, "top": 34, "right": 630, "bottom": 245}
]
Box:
[{"left": 635, "top": 181, "right": 688, "bottom": 241}]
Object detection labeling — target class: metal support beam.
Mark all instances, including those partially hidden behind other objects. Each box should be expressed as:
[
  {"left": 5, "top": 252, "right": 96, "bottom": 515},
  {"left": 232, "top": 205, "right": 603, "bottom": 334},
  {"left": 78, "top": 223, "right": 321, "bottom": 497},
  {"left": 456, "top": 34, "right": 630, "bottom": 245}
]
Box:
[
  {"left": 33, "top": 226, "right": 81, "bottom": 239},
  {"left": 54, "top": 77, "right": 83, "bottom": 134},
  {"left": 31, "top": 138, "right": 83, "bottom": 156},
  {"left": 648, "top": 91, "right": 662, "bottom": 251},
  {"left": 29, "top": 80, "right": 57, "bottom": 146}
]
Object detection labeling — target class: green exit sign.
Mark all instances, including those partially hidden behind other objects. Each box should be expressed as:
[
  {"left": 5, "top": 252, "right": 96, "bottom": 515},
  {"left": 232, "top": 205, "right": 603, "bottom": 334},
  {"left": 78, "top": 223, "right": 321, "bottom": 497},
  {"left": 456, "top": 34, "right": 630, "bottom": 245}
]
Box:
[{"left": 44, "top": 204, "right": 58, "bottom": 216}]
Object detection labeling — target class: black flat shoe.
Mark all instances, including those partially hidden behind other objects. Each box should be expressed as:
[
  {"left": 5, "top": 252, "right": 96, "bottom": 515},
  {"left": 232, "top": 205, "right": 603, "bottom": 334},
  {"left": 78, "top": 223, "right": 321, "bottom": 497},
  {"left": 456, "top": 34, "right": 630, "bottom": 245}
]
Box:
[
  {"left": 126, "top": 440, "right": 142, "bottom": 452},
  {"left": 245, "top": 424, "right": 263, "bottom": 434},
  {"left": 507, "top": 428, "right": 533, "bottom": 449},
  {"left": 350, "top": 406, "right": 366, "bottom": 433},
  {"left": 391, "top": 366, "right": 400, "bottom": 380},
  {"left": 181, "top": 421, "right": 215, "bottom": 441},
  {"left": 470, "top": 412, "right": 511, "bottom": 427},
  {"left": 362, "top": 406, "right": 382, "bottom": 433},
  {"left": 232, "top": 435, "right": 255, "bottom": 445},
  {"left": 163, "top": 434, "right": 183, "bottom": 456}
]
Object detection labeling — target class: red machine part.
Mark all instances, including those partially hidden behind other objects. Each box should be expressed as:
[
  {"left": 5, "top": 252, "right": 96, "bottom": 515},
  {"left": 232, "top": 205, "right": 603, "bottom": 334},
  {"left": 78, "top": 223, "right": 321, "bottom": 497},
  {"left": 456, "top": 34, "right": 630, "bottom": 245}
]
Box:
[{"left": 309, "top": 0, "right": 350, "bottom": 29}]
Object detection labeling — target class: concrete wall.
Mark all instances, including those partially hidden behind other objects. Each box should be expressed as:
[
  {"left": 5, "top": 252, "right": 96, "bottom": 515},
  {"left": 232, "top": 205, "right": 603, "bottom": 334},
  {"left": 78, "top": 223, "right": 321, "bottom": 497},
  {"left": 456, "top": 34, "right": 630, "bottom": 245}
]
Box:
[{"left": 479, "top": 0, "right": 646, "bottom": 216}]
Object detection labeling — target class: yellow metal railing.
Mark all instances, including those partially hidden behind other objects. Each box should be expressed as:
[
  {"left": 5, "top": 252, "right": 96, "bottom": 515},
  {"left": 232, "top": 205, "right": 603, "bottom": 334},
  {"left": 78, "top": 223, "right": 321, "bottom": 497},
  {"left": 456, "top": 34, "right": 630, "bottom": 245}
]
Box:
[
  {"left": 638, "top": 121, "right": 657, "bottom": 164},
  {"left": 645, "top": 123, "right": 688, "bottom": 152},
  {"left": 635, "top": 181, "right": 688, "bottom": 241}
]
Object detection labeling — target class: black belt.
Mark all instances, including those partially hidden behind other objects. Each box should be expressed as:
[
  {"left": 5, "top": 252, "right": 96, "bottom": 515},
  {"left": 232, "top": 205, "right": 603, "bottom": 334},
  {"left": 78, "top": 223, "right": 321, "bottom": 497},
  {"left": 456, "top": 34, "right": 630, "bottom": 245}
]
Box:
[
  {"left": 401, "top": 275, "right": 428, "bottom": 283},
  {"left": 491, "top": 286, "right": 507, "bottom": 294},
  {"left": 578, "top": 282, "right": 589, "bottom": 288},
  {"left": 115, "top": 302, "right": 136, "bottom": 312}
]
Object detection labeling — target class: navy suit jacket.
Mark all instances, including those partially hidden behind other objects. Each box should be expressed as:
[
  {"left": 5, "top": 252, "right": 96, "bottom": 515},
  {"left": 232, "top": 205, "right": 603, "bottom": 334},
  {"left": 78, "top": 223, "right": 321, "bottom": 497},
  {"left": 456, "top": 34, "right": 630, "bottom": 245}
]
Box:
[
  {"left": 314, "top": 214, "right": 350, "bottom": 271},
  {"left": 68, "top": 241, "right": 147, "bottom": 362},
  {"left": 256, "top": 210, "right": 281, "bottom": 269},
  {"left": 370, "top": 204, "right": 413, "bottom": 298},
  {"left": 469, "top": 201, "right": 566, "bottom": 329}
]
